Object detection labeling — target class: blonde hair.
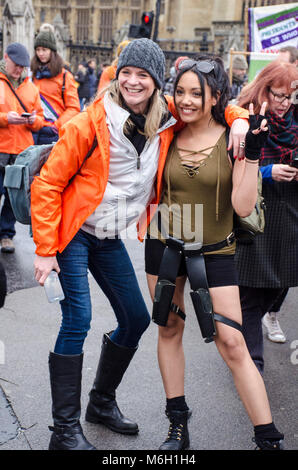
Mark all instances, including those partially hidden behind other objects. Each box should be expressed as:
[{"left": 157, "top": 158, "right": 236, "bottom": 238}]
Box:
[{"left": 104, "top": 80, "right": 168, "bottom": 140}]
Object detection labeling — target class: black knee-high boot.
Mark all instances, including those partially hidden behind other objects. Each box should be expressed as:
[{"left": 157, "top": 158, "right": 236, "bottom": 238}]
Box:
[
  {"left": 48, "top": 352, "right": 96, "bottom": 450},
  {"left": 85, "top": 332, "right": 138, "bottom": 434}
]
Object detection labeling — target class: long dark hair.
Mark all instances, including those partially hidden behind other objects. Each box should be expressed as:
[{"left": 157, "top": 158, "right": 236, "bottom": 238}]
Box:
[
  {"left": 31, "top": 51, "right": 64, "bottom": 78},
  {"left": 173, "top": 54, "right": 231, "bottom": 127}
]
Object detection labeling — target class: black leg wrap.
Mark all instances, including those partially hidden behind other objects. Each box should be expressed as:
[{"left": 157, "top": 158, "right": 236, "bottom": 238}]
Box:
[
  {"left": 170, "top": 303, "right": 186, "bottom": 321},
  {"left": 152, "top": 280, "right": 176, "bottom": 326},
  {"left": 190, "top": 288, "right": 217, "bottom": 343},
  {"left": 213, "top": 313, "right": 242, "bottom": 334},
  {"left": 152, "top": 243, "right": 183, "bottom": 327}
]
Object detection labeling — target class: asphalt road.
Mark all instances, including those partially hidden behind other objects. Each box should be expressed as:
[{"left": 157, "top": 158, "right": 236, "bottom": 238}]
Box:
[{"left": 0, "top": 223, "right": 297, "bottom": 452}]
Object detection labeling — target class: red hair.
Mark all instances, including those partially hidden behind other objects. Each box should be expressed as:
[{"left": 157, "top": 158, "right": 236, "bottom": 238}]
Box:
[{"left": 237, "top": 60, "right": 298, "bottom": 114}]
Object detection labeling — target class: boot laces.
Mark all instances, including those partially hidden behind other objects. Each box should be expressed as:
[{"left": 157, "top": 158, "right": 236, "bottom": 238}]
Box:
[{"left": 166, "top": 422, "right": 184, "bottom": 441}]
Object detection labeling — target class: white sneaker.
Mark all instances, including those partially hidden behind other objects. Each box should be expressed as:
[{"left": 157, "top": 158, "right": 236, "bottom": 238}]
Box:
[{"left": 262, "top": 312, "right": 286, "bottom": 343}]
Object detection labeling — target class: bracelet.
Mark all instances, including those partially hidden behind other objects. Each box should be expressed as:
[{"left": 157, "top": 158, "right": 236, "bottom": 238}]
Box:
[{"left": 245, "top": 158, "right": 259, "bottom": 164}]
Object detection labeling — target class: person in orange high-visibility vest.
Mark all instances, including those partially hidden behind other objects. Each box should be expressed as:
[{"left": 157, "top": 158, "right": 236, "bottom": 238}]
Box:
[{"left": 31, "top": 24, "right": 80, "bottom": 145}]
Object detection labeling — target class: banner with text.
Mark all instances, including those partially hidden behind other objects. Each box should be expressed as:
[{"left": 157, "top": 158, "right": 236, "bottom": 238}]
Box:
[{"left": 249, "top": 2, "right": 298, "bottom": 53}]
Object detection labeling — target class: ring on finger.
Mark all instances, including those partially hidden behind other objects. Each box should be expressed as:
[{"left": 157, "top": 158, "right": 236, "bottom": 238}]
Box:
[{"left": 239, "top": 141, "right": 245, "bottom": 148}]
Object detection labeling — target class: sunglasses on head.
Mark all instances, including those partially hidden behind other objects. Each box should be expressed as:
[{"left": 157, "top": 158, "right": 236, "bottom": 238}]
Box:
[{"left": 177, "top": 59, "right": 215, "bottom": 74}]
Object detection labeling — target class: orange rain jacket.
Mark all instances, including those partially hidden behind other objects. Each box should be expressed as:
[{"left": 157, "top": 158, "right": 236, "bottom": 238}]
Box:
[
  {"left": 31, "top": 96, "right": 248, "bottom": 257},
  {"left": 33, "top": 68, "right": 80, "bottom": 130},
  {"left": 97, "top": 65, "right": 116, "bottom": 93},
  {"left": 0, "top": 73, "right": 44, "bottom": 154}
]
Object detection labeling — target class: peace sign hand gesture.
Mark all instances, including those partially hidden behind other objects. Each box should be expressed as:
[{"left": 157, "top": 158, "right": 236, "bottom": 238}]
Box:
[{"left": 244, "top": 102, "right": 269, "bottom": 161}]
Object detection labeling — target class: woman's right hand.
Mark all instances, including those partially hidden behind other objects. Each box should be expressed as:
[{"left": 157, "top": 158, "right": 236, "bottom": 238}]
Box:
[
  {"left": 272, "top": 164, "right": 298, "bottom": 182},
  {"left": 34, "top": 255, "right": 60, "bottom": 286}
]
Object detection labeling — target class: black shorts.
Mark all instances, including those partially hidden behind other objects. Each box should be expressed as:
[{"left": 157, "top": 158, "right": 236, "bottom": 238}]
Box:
[{"left": 145, "top": 237, "right": 238, "bottom": 288}]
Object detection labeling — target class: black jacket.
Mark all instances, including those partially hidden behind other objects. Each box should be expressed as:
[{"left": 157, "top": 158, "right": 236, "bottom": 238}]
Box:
[{"left": 75, "top": 69, "right": 90, "bottom": 100}]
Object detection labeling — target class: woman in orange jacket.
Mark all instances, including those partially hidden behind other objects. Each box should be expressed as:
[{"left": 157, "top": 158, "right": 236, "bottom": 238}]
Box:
[
  {"left": 31, "top": 24, "right": 80, "bottom": 145},
  {"left": 31, "top": 38, "right": 249, "bottom": 451}
]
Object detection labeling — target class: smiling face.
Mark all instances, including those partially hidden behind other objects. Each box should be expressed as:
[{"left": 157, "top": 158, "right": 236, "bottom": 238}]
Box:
[
  {"left": 118, "top": 66, "right": 156, "bottom": 114},
  {"left": 174, "top": 70, "right": 217, "bottom": 124},
  {"left": 35, "top": 46, "right": 52, "bottom": 64}
]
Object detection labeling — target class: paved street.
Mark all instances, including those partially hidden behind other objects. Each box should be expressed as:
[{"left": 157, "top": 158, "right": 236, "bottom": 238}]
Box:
[{"left": 0, "top": 223, "right": 297, "bottom": 451}]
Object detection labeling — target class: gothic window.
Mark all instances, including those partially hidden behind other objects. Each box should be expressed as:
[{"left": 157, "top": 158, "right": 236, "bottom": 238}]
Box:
[
  {"left": 61, "top": 9, "right": 67, "bottom": 25},
  {"left": 131, "top": 10, "right": 140, "bottom": 24},
  {"left": 40, "top": 8, "right": 46, "bottom": 24},
  {"left": 100, "top": 9, "right": 113, "bottom": 43},
  {"left": 77, "top": 8, "right": 90, "bottom": 41}
]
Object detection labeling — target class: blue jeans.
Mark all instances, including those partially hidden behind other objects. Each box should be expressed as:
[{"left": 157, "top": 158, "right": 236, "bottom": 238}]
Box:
[{"left": 55, "top": 229, "right": 150, "bottom": 355}]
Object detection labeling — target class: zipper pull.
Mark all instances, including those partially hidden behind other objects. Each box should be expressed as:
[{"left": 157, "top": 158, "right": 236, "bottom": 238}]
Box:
[{"left": 137, "top": 155, "right": 140, "bottom": 169}]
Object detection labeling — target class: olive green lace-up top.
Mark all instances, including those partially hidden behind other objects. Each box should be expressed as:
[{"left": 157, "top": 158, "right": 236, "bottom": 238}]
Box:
[{"left": 148, "top": 131, "right": 235, "bottom": 255}]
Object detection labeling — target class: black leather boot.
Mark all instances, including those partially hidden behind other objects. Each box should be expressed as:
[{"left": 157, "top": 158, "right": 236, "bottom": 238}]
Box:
[
  {"left": 254, "top": 437, "right": 284, "bottom": 450},
  {"left": 85, "top": 332, "right": 138, "bottom": 435},
  {"left": 159, "top": 409, "right": 190, "bottom": 450},
  {"left": 48, "top": 352, "right": 96, "bottom": 450}
]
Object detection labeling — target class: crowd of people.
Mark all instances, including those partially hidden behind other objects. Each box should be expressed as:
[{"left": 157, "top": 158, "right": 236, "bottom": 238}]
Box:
[{"left": 0, "top": 21, "right": 297, "bottom": 451}]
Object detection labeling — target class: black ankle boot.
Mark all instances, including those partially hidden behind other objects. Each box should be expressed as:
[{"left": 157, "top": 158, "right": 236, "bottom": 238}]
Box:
[
  {"left": 254, "top": 437, "right": 284, "bottom": 450},
  {"left": 85, "top": 332, "right": 138, "bottom": 435},
  {"left": 253, "top": 422, "right": 284, "bottom": 450},
  {"left": 159, "top": 409, "right": 190, "bottom": 450},
  {"left": 48, "top": 352, "right": 96, "bottom": 450}
]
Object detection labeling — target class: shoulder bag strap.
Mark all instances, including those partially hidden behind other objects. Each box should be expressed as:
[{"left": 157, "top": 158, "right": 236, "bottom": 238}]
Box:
[
  {"left": 61, "top": 71, "right": 66, "bottom": 106},
  {"left": 67, "top": 134, "right": 98, "bottom": 187},
  {"left": 0, "top": 77, "right": 28, "bottom": 112}
]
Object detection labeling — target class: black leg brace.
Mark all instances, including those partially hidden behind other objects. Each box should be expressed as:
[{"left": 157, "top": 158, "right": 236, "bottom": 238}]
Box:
[{"left": 152, "top": 232, "right": 242, "bottom": 342}]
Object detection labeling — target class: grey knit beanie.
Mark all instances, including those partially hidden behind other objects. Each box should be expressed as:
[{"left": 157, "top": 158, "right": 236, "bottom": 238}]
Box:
[
  {"left": 116, "top": 38, "right": 165, "bottom": 89},
  {"left": 232, "top": 55, "right": 248, "bottom": 70},
  {"left": 34, "top": 29, "right": 57, "bottom": 52}
]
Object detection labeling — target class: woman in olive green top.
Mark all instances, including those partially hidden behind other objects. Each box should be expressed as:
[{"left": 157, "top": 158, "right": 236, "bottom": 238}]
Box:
[{"left": 145, "top": 57, "right": 284, "bottom": 450}]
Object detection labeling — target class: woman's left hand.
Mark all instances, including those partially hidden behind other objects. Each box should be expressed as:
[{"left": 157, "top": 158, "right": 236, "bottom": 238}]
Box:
[
  {"left": 28, "top": 110, "right": 36, "bottom": 125},
  {"left": 244, "top": 102, "right": 269, "bottom": 161}
]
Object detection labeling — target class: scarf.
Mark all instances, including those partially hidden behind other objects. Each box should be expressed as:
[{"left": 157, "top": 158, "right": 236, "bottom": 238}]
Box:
[
  {"left": 260, "top": 105, "right": 298, "bottom": 165},
  {"left": 122, "top": 105, "right": 147, "bottom": 156},
  {"left": 35, "top": 66, "right": 52, "bottom": 80}
]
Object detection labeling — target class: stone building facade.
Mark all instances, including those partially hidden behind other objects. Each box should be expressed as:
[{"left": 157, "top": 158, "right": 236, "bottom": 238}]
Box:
[{"left": 0, "top": 0, "right": 295, "bottom": 70}]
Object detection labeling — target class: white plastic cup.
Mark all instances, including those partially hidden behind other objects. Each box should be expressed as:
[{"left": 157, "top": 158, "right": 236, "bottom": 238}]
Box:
[{"left": 44, "top": 270, "right": 65, "bottom": 303}]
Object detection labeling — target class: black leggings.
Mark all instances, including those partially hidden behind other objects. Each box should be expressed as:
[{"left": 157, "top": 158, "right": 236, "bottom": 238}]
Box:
[{"left": 239, "top": 286, "right": 286, "bottom": 374}]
